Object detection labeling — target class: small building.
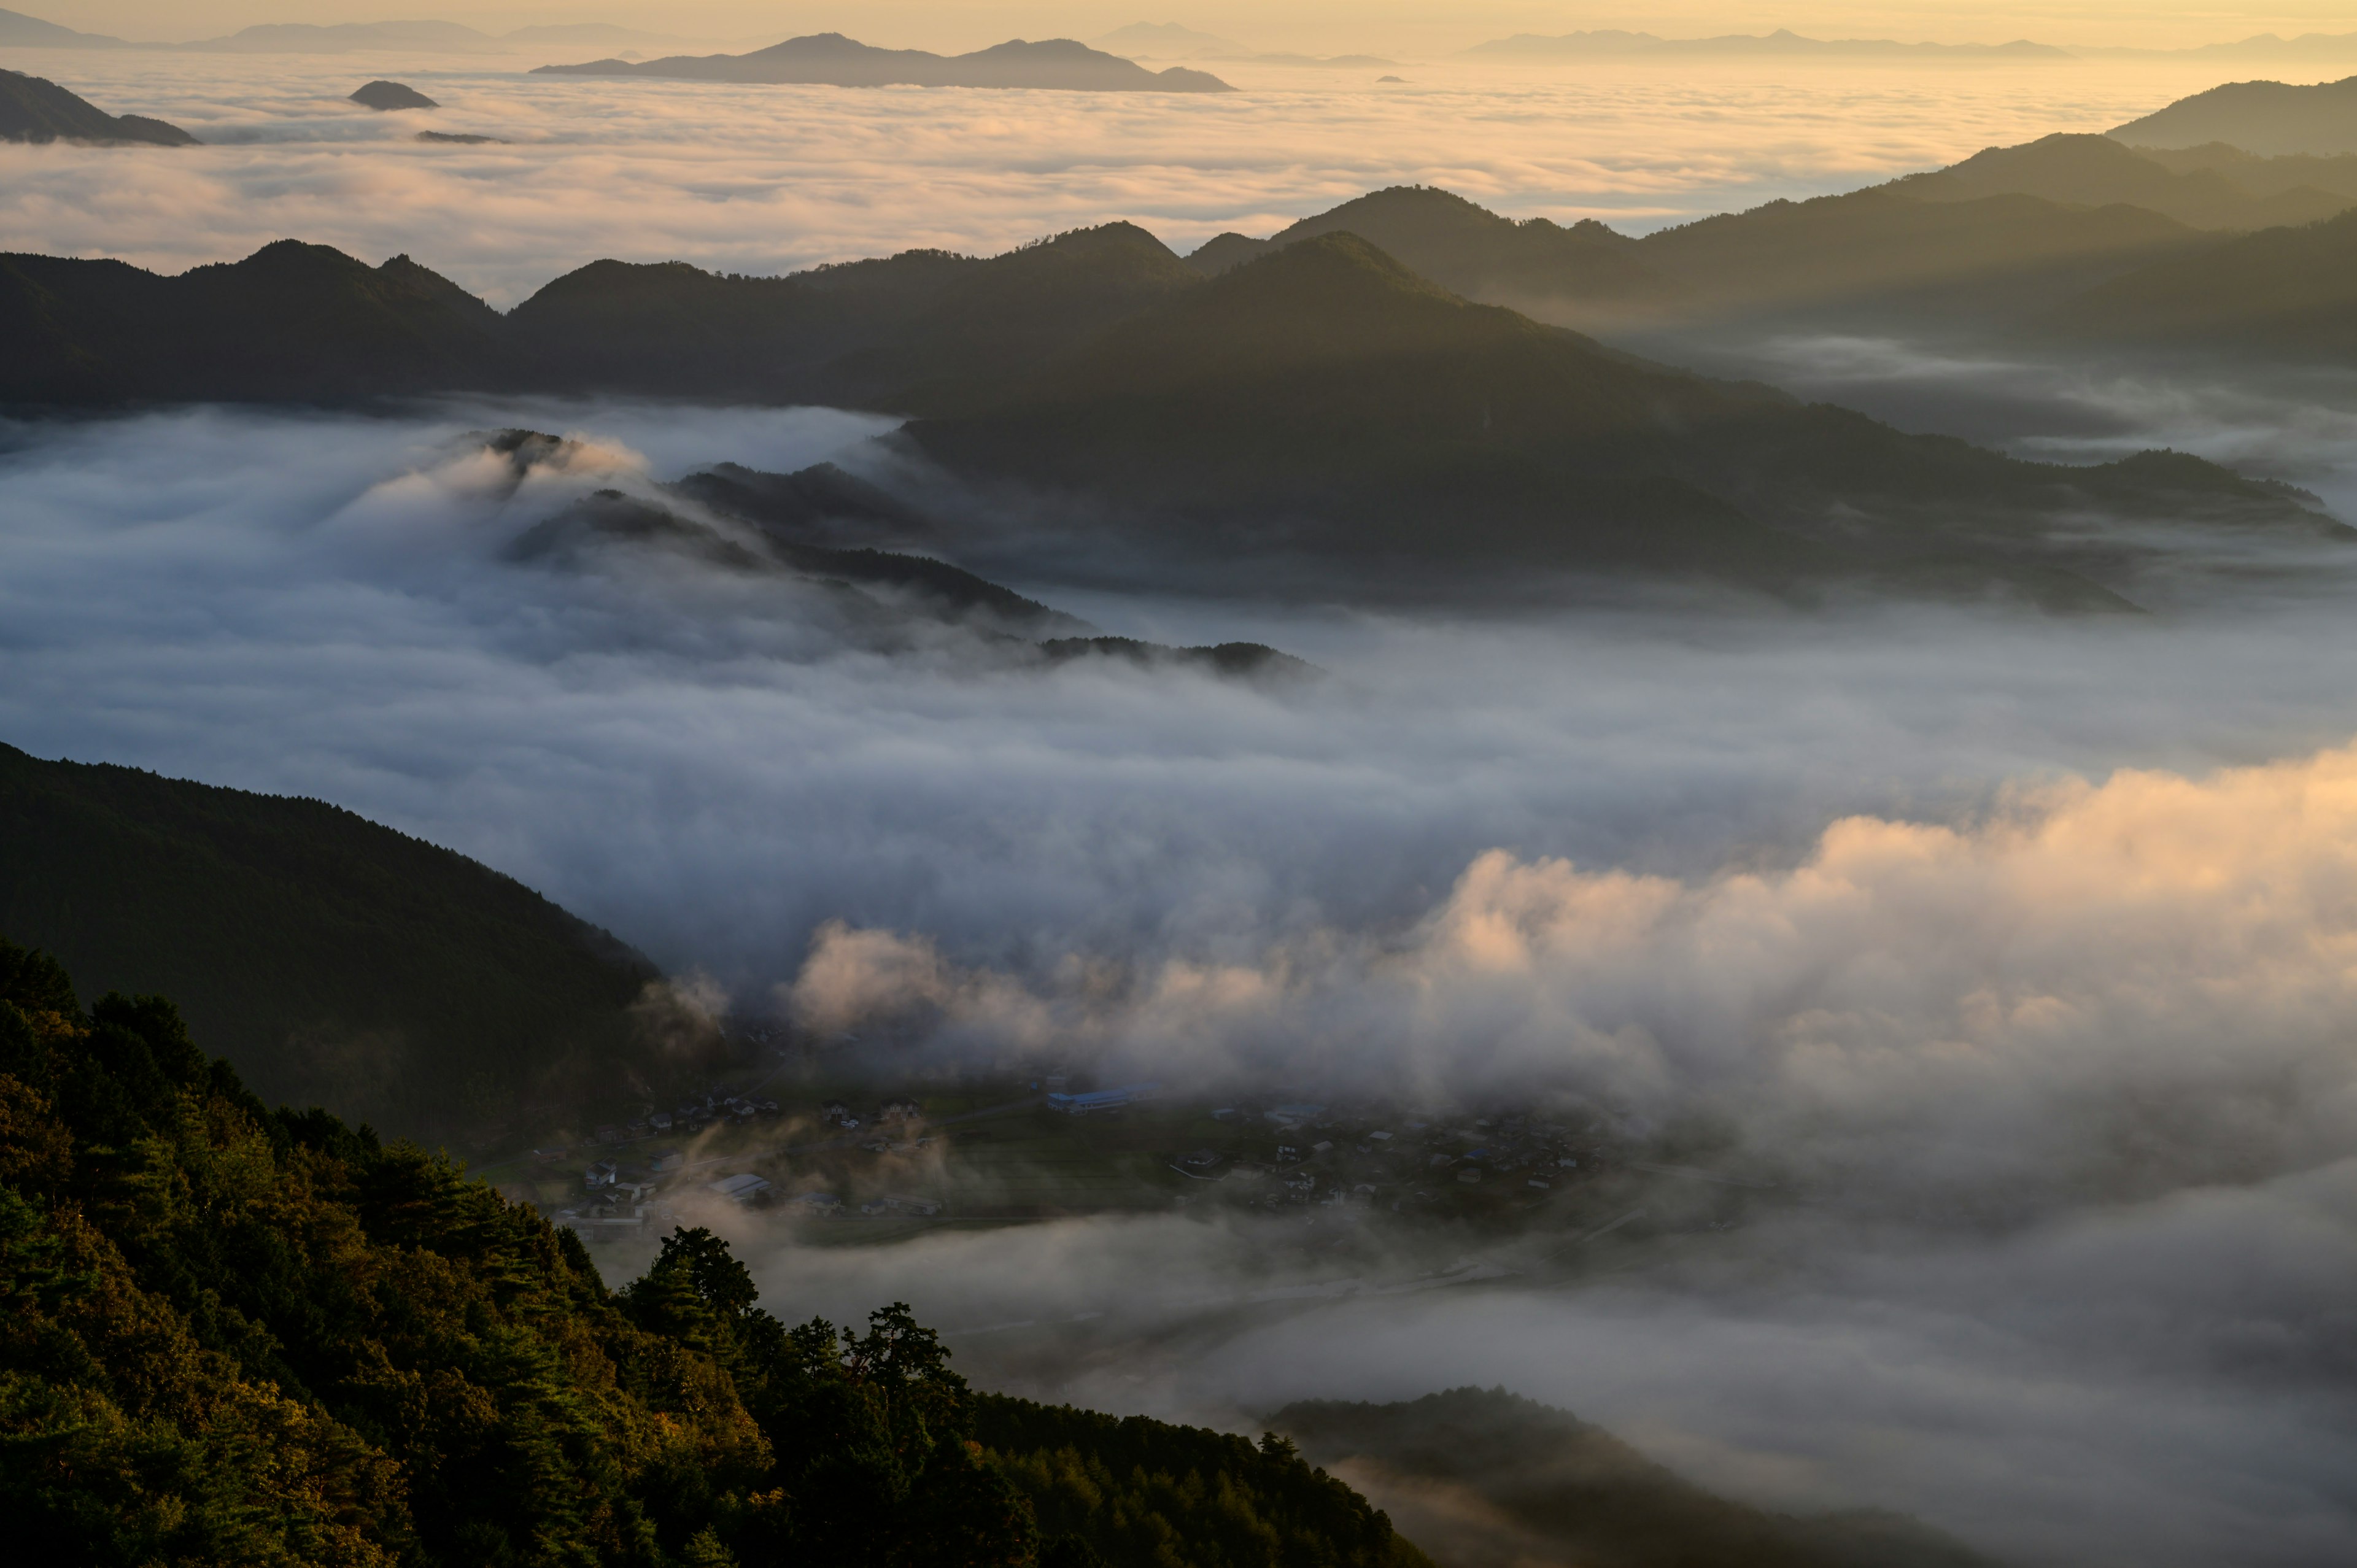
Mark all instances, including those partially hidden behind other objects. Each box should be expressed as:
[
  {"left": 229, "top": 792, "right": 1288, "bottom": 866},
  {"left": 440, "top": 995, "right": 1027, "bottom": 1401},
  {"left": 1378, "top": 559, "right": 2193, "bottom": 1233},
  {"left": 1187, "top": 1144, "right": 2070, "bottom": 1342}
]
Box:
[
  {"left": 584, "top": 1160, "right": 619, "bottom": 1189},
  {"left": 786, "top": 1191, "right": 842, "bottom": 1216},
  {"left": 648, "top": 1111, "right": 672, "bottom": 1131},
  {"left": 648, "top": 1149, "right": 684, "bottom": 1174},
  {"left": 884, "top": 1194, "right": 943, "bottom": 1216},
  {"left": 1457, "top": 1168, "right": 1482, "bottom": 1184},
  {"left": 1264, "top": 1103, "right": 1326, "bottom": 1126},
  {"left": 707, "top": 1173, "right": 772, "bottom": 1205},
  {"left": 1046, "top": 1083, "right": 1161, "bottom": 1114}
]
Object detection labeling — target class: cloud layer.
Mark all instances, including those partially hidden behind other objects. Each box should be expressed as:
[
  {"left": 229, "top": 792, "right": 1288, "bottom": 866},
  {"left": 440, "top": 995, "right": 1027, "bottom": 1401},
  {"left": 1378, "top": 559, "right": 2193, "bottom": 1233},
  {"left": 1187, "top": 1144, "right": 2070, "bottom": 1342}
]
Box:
[
  {"left": 7, "top": 386, "right": 2357, "bottom": 1563},
  {"left": 0, "top": 50, "right": 2267, "bottom": 301}
]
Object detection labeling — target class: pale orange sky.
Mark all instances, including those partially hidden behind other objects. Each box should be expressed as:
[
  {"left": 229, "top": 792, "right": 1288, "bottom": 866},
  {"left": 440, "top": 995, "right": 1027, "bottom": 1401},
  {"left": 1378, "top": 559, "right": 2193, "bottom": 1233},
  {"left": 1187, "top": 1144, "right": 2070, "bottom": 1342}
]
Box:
[{"left": 33, "top": 2, "right": 2357, "bottom": 53}]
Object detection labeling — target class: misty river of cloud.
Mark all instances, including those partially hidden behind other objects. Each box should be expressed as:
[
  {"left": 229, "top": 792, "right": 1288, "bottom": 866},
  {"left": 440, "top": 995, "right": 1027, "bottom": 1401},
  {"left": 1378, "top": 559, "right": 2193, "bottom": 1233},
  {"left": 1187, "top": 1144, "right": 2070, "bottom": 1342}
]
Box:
[{"left": 7, "top": 343, "right": 2357, "bottom": 1568}]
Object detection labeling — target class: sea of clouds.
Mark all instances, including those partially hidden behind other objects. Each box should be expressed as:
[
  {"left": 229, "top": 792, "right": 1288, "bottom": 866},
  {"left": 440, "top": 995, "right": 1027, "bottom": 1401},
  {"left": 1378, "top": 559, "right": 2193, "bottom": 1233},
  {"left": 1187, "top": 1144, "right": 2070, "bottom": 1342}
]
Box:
[
  {"left": 7, "top": 42, "right": 2357, "bottom": 1564},
  {"left": 0, "top": 48, "right": 2267, "bottom": 300},
  {"left": 5, "top": 394, "right": 2357, "bottom": 1562}
]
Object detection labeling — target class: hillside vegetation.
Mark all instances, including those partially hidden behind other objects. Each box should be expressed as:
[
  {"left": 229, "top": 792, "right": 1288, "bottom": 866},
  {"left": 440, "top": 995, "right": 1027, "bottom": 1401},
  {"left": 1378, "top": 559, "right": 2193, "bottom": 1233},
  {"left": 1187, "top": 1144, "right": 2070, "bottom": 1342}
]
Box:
[
  {"left": 0, "top": 940, "right": 1431, "bottom": 1567},
  {"left": 0, "top": 744, "right": 660, "bottom": 1138}
]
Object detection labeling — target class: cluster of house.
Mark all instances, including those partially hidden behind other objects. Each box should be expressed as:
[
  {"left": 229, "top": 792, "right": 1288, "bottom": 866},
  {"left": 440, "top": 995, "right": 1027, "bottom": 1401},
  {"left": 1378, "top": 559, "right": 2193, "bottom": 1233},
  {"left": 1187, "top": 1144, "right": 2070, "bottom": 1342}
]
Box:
[
  {"left": 1169, "top": 1099, "right": 1609, "bottom": 1213},
  {"left": 588, "top": 1091, "right": 783, "bottom": 1147},
  {"left": 819, "top": 1097, "right": 923, "bottom": 1131}
]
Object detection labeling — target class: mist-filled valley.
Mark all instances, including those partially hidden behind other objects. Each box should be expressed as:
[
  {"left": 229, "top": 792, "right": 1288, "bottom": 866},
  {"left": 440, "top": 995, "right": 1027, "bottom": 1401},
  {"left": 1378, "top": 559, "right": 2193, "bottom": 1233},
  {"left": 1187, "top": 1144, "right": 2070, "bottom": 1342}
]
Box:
[{"left": 10, "top": 15, "right": 2357, "bottom": 1568}]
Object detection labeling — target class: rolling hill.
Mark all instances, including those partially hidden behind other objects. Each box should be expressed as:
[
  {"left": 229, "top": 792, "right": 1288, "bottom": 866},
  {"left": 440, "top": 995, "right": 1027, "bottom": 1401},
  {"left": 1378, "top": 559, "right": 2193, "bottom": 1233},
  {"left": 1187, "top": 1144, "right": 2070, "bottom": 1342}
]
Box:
[
  {"left": 532, "top": 32, "right": 1234, "bottom": 92},
  {"left": 0, "top": 742, "right": 665, "bottom": 1138}
]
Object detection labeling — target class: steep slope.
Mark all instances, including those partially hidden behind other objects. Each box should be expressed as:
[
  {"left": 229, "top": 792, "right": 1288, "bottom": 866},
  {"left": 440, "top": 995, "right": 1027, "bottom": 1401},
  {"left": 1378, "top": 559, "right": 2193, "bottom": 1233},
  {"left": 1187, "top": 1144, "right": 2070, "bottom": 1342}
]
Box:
[
  {"left": 0, "top": 68, "right": 195, "bottom": 144},
  {"left": 1895, "top": 131, "right": 2351, "bottom": 228},
  {"left": 2051, "top": 205, "right": 2357, "bottom": 353},
  {"left": 1275, "top": 1388, "right": 1992, "bottom": 1568},
  {"left": 2113, "top": 75, "right": 2357, "bottom": 155},
  {"left": 0, "top": 950, "right": 1430, "bottom": 1567},
  {"left": 0, "top": 744, "right": 661, "bottom": 1136},
  {"left": 908, "top": 233, "right": 2329, "bottom": 601},
  {"left": 533, "top": 32, "right": 1234, "bottom": 91},
  {"left": 0, "top": 240, "right": 505, "bottom": 403}
]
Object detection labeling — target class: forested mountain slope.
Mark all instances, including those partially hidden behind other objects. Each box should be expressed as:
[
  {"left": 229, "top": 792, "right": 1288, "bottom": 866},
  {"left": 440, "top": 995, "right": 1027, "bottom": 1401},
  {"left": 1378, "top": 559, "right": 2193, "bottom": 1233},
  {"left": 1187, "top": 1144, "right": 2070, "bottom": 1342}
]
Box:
[{"left": 0, "top": 942, "right": 1433, "bottom": 1567}]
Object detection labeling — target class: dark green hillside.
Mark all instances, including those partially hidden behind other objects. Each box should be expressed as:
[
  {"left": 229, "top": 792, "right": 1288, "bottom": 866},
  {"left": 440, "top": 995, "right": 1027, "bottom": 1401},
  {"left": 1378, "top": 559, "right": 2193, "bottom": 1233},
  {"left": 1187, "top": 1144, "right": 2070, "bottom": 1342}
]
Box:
[
  {"left": 0, "top": 68, "right": 196, "bottom": 145},
  {"left": 908, "top": 232, "right": 2331, "bottom": 600},
  {"left": 979, "top": 1400, "right": 1431, "bottom": 1568},
  {"left": 0, "top": 744, "right": 660, "bottom": 1136},
  {"left": 0, "top": 241, "right": 504, "bottom": 404},
  {"left": 2051, "top": 206, "right": 2357, "bottom": 354},
  {"left": 0, "top": 946, "right": 1428, "bottom": 1565},
  {"left": 1275, "top": 1388, "right": 1992, "bottom": 1568}
]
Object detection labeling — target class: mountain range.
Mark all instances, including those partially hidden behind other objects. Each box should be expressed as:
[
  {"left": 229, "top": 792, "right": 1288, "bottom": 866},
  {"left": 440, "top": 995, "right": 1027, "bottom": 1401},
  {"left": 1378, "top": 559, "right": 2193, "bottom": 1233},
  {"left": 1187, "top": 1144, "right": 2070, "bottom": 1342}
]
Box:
[
  {"left": 1467, "top": 29, "right": 2069, "bottom": 60},
  {"left": 2, "top": 198, "right": 2340, "bottom": 608},
  {"left": 0, "top": 9, "right": 692, "bottom": 52},
  {"left": 531, "top": 33, "right": 1234, "bottom": 92}
]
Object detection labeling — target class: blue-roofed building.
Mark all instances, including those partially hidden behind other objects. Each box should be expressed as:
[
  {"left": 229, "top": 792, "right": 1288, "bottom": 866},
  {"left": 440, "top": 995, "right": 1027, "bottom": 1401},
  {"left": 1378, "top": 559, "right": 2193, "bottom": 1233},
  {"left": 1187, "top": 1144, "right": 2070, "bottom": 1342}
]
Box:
[{"left": 1046, "top": 1082, "right": 1162, "bottom": 1114}]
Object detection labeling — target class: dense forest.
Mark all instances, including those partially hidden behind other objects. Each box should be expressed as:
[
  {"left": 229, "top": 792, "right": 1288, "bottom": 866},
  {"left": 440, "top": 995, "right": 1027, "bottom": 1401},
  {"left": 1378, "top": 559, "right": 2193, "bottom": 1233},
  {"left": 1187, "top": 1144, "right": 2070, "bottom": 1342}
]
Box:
[{"left": 0, "top": 935, "right": 1432, "bottom": 1568}]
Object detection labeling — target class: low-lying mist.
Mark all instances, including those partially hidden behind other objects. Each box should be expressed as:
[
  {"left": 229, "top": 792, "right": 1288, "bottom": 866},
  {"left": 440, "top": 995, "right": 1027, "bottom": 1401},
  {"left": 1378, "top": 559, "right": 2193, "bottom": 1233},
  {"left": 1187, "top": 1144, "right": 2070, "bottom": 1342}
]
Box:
[{"left": 7, "top": 396, "right": 2357, "bottom": 1564}]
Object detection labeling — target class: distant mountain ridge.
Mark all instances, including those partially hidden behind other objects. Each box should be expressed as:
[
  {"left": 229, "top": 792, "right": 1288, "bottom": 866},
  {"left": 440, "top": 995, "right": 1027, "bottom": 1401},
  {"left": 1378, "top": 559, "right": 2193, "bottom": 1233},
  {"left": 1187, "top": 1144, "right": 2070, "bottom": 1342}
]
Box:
[
  {"left": 1468, "top": 28, "right": 2069, "bottom": 60},
  {"left": 0, "top": 4, "right": 125, "bottom": 47},
  {"left": 532, "top": 31, "right": 1234, "bottom": 92}
]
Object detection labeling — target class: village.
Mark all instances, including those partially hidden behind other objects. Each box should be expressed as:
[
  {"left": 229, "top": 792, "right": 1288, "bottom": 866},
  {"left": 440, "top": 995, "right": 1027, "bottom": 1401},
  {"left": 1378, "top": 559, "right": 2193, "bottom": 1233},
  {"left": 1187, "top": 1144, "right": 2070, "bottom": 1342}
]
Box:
[{"left": 477, "top": 1056, "right": 1761, "bottom": 1258}]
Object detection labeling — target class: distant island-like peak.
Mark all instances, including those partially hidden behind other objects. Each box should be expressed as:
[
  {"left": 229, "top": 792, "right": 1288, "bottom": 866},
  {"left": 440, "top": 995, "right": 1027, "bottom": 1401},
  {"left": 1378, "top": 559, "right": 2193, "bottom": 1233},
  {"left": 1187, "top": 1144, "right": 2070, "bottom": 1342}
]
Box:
[
  {"left": 531, "top": 31, "right": 1234, "bottom": 92},
  {"left": 350, "top": 79, "right": 438, "bottom": 110}
]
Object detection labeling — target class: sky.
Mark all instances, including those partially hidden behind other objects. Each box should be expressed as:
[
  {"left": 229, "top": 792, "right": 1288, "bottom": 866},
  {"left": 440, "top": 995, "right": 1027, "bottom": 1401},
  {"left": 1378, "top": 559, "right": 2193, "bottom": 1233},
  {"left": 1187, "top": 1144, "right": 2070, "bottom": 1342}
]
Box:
[{"left": 32, "top": 1, "right": 2357, "bottom": 52}]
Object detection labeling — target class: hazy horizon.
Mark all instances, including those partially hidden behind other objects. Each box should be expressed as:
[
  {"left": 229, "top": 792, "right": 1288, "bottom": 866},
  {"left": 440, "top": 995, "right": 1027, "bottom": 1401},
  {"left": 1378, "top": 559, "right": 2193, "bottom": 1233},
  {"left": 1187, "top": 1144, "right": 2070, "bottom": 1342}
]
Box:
[{"left": 27, "top": 1, "right": 2357, "bottom": 55}]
